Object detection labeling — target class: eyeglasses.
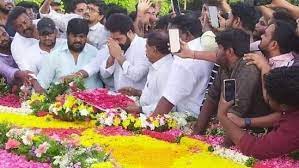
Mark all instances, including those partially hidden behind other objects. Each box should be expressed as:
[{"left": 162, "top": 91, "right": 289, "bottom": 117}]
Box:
[{"left": 86, "top": 7, "right": 99, "bottom": 13}]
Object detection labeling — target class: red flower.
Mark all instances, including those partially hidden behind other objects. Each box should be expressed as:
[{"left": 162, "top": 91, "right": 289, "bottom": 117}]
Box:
[
  {"left": 0, "top": 94, "right": 21, "bottom": 108},
  {"left": 142, "top": 130, "right": 180, "bottom": 143},
  {"left": 73, "top": 89, "right": 134, "bottom": 110}
]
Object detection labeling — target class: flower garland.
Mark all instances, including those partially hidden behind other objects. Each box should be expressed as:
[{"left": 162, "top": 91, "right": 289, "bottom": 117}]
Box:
[
  {"left": 0, "top": 102, "right": 32, "bottom": 115},
  {"left": 208, "top": 145, "right": 256, "bottom": 167},
  {"left": 79, "top": 129, "right": 247, "bottom": 168},
  {"left": 0, "top": 94, "right": 21, "bottom": 108},
  {"left": 0, "top": 113, "right": 95, "bottom": 129},
  {"left": 96, "top": 110, "right": 189, "bottom": 132}
]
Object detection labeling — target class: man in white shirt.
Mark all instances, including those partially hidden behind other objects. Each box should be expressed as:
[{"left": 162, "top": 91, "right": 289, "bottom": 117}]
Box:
[
  {"left": 118, "top": 31, "right": 174, "bottom": 116},
  {"left": 151, "top": 14, "right": 215, "bottom": 117},
  {"left": 72, "top": 14, "right": 150, "bottom": 91},
  {"left": 40, "top": 0, "right": 108, "bottom": 49},
  {"left": 27, "top": 17, "right": 66, "bottom": 74},
  {"left": 7, "top": 6, "right": 39, "bottom": 71}
]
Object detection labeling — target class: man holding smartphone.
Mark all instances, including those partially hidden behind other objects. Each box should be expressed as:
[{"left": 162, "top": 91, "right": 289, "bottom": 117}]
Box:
[{"left": 193, "top": 29, "right": 270, "bottom": 141}]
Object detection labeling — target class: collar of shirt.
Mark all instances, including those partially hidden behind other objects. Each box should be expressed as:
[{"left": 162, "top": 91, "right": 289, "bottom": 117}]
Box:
[
  {"left": 269, "top": 52, "right": 294, "bottom": 68},
  {"left": 151, "top": 54, "right": 173, "bottom": 70},
  {"left": 61, "top": 41, "right": 89, "bottom": 55},
  {"left": 89, "top": 22, "right": 104, "bottom": 31},
  {"left": 124, "top": 35, "right": 140, "bottom": 55}
]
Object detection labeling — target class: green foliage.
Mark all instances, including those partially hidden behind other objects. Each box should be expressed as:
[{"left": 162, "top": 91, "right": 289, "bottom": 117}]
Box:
[
  {"left": 244, "top": 157, "right": 256, "bottom": 167},
  {"left": 0, "top": 123, "right": 11, "bottom": 148},
  {"left": 0, "top": 77, "right": 10, "bottom": 96}
]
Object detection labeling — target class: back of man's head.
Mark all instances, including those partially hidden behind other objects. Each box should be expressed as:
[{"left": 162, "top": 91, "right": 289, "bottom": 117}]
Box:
[
  {"left": 170, "top": 14, "right": 203, "bottom": 39},
  {"left": 272, "top": 20, "right": 297, "bottom": 54},
  {"left": 67, "top": 18, "right": 89, "bottom": 35},
  {"left": 70, "top": 0, "right": 87, "bottom": 13},
  {"left": 231, "top": 2, "right": 258, "bottom": 32},
  {"left": 7, "top": 6, "right": 27, "bottom": 26},
  {"left": 105, "top": 13, "right": 134, "bottom": 34},
  {"left": 103, "top": 3, "right": 128, "bottom": 20},
  {"left": 265, "top": 66, "right": 299, "bottom": 107},
  {"left": 87, "top": 0, "right": 105, "bottom": 15},
  {"left": 216, "top": 28, "right": 250, "bottom": 58}
]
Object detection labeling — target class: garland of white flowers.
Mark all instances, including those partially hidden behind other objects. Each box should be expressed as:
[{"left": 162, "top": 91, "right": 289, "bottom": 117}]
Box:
[
  {"left": 0, "top": 102, "right": 33, "bottom": 115},
  {"left": 209, "top": 145, "right": 256, "bottom": 167}
]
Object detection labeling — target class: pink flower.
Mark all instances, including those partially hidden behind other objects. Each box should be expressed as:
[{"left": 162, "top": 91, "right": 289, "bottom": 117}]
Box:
[
  {"left": 34, "top": 142, "right": 50, "bottom": 158},
  {"left": 5, "top": 139, "right": 21, "bottom": 150}
]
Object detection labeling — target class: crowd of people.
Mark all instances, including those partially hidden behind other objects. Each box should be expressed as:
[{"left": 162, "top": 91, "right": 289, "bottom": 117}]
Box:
[{"left": 0, "top": 0, "right": 299, "bottom": 160}]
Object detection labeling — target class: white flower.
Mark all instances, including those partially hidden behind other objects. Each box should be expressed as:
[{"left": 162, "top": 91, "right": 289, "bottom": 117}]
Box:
[
  {"left": 139, "top": 114, "right": 148, "bottom": 128},
  {"left": 148, "top": 123, "right": 155, "bottom": 130},
  {"left": 104, "top": 115, "right": 114, "bottom": 126},
  {"left": 79, "top": 109, "right": 89, "bottom": 116},
  {"left": 21, "top": 132, "right": 34, "bottom": 145},
  {"left": 159, "top": 117, "right": 166, "bottom": 126},
  {"left": 120, "top": 111, "right": 128, "bottom": 121},
  {"left": 85, "top": 158, "right": 98, "bottom": 164}
]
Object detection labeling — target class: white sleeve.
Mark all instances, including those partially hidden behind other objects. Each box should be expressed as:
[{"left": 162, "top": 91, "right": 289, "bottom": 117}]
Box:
[
  {"left": 37, "top": 54, "right": 56, "bottom": 89},
  {"left": 40, "top": 9, "right": 81, "bottom": 32},
  {"left": 82, "top": 48, "right": 115, "bottom": 78},
  {"left": 121, "top": 52, "right": 150, "bottom": 82},
  {"left": 163, "top": 62, "right": 196, "bottom": 105},
  {"left": 11, "top": 38, "right": 31, "bottom": 71}
]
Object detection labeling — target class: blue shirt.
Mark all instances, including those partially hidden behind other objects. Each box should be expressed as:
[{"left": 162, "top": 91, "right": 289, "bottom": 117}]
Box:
[{"left": 37, "top": 42, "right": 103, "bottom": 89}]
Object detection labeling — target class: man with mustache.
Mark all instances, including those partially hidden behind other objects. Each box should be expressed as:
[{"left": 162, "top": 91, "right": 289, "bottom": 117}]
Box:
[
  {"left": 26, "top": 17, "right": 66, "bottom": 75},
  {"left": 40, "top": 0, "right": 108, "bottom": 49},
  {"left": 71, "top": 14, "right": 150, "bottom": 91},
  {"left": 33, "top": 18, "right": 103, "bottom": 92},
  {"left": 7, "top": 6, "right": 39, "bottom": 71},
  {"left": 0, "top": 25, "right": 33, "bottom": 86}
]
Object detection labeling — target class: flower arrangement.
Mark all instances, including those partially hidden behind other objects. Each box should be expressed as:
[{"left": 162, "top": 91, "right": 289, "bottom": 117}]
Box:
[
  {"left": 208, "top": 145, "right": 256, "bottom": 167},
  {"left": 0, "top": 124, "right": 109, "bottom": 167},
  {"left": 73, "top": 88, "right": 135, "bottom": 111},
  {"left": 28, "top": 78, "right": 86, "bottom": 115},
  {"left": 52, "top": 146, "right": 109, "bottom": 168},
  {"left": 95, "top": 109, "right": 189, "bottom": 132},
  {"left": 49, "top": 95, "right": 96, "bottom": 121}
]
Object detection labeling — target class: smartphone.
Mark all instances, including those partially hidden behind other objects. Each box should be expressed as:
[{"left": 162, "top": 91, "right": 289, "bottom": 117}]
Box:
[
  {"left": 208, "top": 6, "right": 220, "bottom": 29},
  {"left": 171, "top": 0, "right": 181, "bottom": 15},
  {"left": 224, "top": 79, "right": 236, "bottom": 102},
  {"left": 245, "top": 0, "right": 272, "bottom": 6},
  {"left": 169, "top": 29, "right": 180, "bottom": 53}
]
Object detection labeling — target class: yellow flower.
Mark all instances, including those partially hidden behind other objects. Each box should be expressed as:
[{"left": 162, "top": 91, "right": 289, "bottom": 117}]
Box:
[
  {"left": 29, "top": 93, "right": 46, "bottom": 104},
  {"left": 91, "top": 162, "right": 113, "bottom": 168},
  {"left": 134, "top": 119, "right": 141, "bottom": 128},
  {"left": 113, "top": 117, "right": 121, "bottom": 126},
  {"left": 0, "top": 113, "right": 95, "bottom": 129},
  {"left": 122, "top": 119, "right": 131, "bottom": 129},
  {"left": 127, "top": 114, "right": 136, "bottom": 122},
  {"left": 63, "top": 95, "right": 77, "bottom": 109},
  {"left": 152, "top": 119, "right": 159, "bottom": 128}
]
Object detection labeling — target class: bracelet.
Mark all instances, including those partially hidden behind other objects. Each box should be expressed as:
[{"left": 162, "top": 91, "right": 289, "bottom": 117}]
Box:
[{"left": 244, "top": 118, "right": 251, "bottom": 128}]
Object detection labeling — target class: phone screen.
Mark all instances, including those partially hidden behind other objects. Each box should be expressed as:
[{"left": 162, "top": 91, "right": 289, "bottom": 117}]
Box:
[
  {"left": 169, "top": 29, "right": 180, "bottom": 53},
  {"left": 208, "top": 6, "right": 219, "bottom": 28},
  {"left": 171, "top": 0, "right": 181, "bottom": 15},
  {"left": 224, "top": 79, "right": 236, "bottom": 102}
]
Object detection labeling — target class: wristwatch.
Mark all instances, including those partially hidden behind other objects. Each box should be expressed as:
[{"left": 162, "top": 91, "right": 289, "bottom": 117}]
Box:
[{"left": 244, "top": 118, "right": 252, "bottom": 128}]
